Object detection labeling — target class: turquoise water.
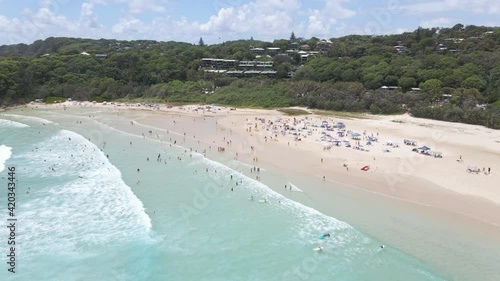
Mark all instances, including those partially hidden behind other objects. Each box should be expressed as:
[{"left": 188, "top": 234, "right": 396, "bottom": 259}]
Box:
[{"left": 0, "top": 110, "right": 450, "bottom": 280}]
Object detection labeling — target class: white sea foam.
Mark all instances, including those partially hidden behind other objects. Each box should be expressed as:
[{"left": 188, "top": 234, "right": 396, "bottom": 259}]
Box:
[
  {"left": 188, "top": 155, "right": 376, "bottom": 262},
  {"left": 0, "top": 118, "right": 30, "bottom": 128},
  {"left": 0, "top": 145, "right": 12, "bottom": 172},
  {"left": 0, "top": 114, "right": 56, "bottom": 124},
  {"left": 12, "top": 130, "right": 152, "bottom": 259},
  {"left": 194, "top": 156, "right": 355, "bottom": 231},
  {"left": 229, "top": 159, "right": 267, "bottom": 172}
]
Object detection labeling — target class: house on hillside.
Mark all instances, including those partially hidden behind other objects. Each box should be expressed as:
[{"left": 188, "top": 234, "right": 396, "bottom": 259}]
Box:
[
  {"left": 300, "top": 44, "right": 310, "bottom": 51},
  {"left": 380, "top": 86, "right": 401, "bottom": 91},
  {"left": 394, "top": 45, "right": 408, "bottom": 53},
  {"left": 255, "top": 61, "right": 273, "bottom": 69},
  {"left": 226, "top": 71, "right": 244, "bottom": 77},
  {"left": 250, "top": 47, "right": 265, "bottom": 55},
  {"left": 317, "top": 39, "right": 333, "bottom": 54},
  {"left": 239, "top": 61, "right": 256, "bottom": 69},
  {"left": 436, "top": 44, "right": 447, "bottom": 51},
  {"left": 201, "top": 58, "right": 237, "bottom": 69},
  {"left": 266, "top": 47, "right": 281, "bottom": 54},
  {"left": 301, "top": 54, "right": 312, "bottom": 62},
  {"left": 204, "top": 69, "right": 227, "bottom": 78},
  {"left": 261, "top": 70, "right": 277, "bottom": 78}
]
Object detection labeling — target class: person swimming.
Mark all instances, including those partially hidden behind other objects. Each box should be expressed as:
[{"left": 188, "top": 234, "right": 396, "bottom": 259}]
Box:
[{"left": 380, "top": 245, "right": 385, "bottom": 249}]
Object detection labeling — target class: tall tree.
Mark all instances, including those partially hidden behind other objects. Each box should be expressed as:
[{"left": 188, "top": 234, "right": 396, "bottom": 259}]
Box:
[
  {"left": 198, "top": 37, "right": 205, "bottom": 46},
  {"left": 290, "top": 31, "right": 296, "bottom": 41}
]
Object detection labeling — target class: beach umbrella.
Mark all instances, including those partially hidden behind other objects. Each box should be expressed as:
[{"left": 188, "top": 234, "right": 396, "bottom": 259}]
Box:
[
  {"left": 352, "top": 132, "right": 361, "bottom": 137},
  {"left": 418, "top": 146, "right": 431, "bottom": 151}
]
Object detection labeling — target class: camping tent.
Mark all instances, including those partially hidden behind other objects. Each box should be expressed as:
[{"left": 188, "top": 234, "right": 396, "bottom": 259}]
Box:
[{"left": 351, "top": 133, "right": 362, "bottom": 140}]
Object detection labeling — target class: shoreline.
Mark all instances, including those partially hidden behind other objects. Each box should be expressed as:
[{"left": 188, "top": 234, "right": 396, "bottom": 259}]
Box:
[{"left": 22, "top": 101, "right": 500, "bottom": 227}]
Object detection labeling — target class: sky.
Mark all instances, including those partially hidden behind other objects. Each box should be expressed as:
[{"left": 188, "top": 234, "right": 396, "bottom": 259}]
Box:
[{"left": 0, "top": 0, "right": 498, "bottom": 45}]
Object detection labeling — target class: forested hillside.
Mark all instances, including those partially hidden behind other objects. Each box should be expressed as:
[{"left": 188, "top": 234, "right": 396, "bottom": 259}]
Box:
[{"left": 0, "top": 24, "right": 499, "bottom": 128}]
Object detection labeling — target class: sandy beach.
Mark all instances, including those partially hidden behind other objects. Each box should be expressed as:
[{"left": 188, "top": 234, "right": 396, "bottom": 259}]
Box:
[{"left": 27, "top": 101, "right": 500, "bottom": 227}]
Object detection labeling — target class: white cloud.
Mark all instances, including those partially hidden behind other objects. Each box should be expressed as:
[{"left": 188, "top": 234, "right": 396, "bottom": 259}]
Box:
[
  {"left": 198, "top": 0, "right": 301, "bottom": 40},
  {"left": 96, "top": 0, "right": 167, "bottom": 14},
  {"left": 80, "top": 2, "right": 99, "bottom": 28},
  {"left": 0, "top": 4, "right": 109, "bottom": 45},
  {"left": 112, "top": 17, "right": 149, "bottom": 33},
  {"left": 396, "top": 28, "right": 407, "bottom": 34},
  {"left": 421, "top": 17, "right": 454, "bottom": 28},
  {"left": 307, "top": 0, "right": 356, "bottom": 37},
  {"left": 402, "top": 0, "right": 500, "bottom": 15}
]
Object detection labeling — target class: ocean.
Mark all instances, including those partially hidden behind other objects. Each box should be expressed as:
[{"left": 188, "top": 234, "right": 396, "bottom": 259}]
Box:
[{"left": 0, "top": 107, "right": 465, "bottom": 280}]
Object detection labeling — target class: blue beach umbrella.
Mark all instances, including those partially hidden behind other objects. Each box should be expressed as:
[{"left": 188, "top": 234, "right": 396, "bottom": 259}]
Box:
[{"left": 418, "top": 146, "right": 431, "bottom": 151}]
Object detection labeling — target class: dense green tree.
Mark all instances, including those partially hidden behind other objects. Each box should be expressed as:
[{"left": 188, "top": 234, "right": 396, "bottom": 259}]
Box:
[
  {"left": 0, "top": 25, "right": 499, "bottom": 128},
  {"left": 398, "top": 77, "right": 417, "bottom": 92},
  {"left": 461, "top": 75, "right": 487, "bottom": 91},
  {"left": 420, "top": 78, "right": 443, "bottom": 103}
]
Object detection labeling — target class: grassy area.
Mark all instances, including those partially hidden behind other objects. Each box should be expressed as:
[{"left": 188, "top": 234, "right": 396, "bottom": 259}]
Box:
[
  {"left": 277, "top": 108, "right": 311, "bottom": 116},
  {"left": 491, "top": 100, "right": 500, "bottom": 109},
  {"left": 311, "top": 109, "right": 369, "bottom": 119},
  {"left": 44, "top": 96, "right": 67, "bottom": 104}
]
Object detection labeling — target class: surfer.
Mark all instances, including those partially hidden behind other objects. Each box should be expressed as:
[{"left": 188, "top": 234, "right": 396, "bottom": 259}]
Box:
[
  {"left": 323, "top": 233, "right": 330, "bottom": 238},
  {"left": 380, "top": 245, "right": 385, "bottom": 249}
]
